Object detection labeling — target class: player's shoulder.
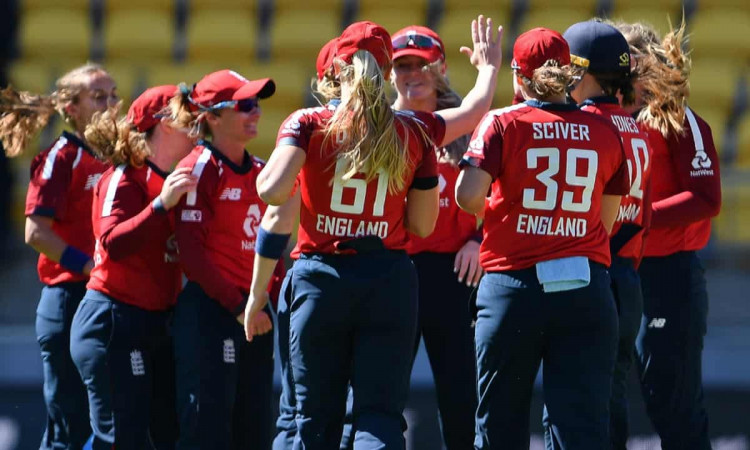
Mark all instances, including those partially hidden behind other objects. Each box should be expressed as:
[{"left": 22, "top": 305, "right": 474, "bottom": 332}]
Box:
[{"left": 250, "top": 154, "right": 267, "bottom": 169}]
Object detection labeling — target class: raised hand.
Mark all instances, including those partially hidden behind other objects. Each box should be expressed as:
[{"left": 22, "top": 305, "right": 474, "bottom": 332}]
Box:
[{"left": 459, "top": 15, "right": 503, "bottom": 72}]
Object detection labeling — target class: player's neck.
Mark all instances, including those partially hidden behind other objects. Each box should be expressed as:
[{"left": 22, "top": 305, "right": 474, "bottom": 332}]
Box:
[
  {"left": 210, "top": 136, "right": 246, "bottom": 166},
  {"left": 393, "top": 95, "right": 437, "bottom": 113}
]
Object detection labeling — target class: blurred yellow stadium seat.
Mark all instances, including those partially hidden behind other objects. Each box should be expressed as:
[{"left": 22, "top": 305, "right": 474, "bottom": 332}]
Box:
[
  {"left": 355, "top": 8, "right": 429, "bottom": 35},
  {"left": 8, "top": 60, "right": 58, "bottom": 93},
  {"left": 518, "top": 9, "right": 595, "bottom": 35},
  {"left": 20, "top": 0, "right": 90, "bottom": 12},
  {"left": 103, "top": 62, "right": 143, "bottom": 104},
  {"left": 735, "top": 114, "right": 750, "bottom": 169},
  {"left": 695, "top": 0, "right": 750, "bottom": 11},
  {"left": 526, "top": 0, "right": 599, "bottom": 11},
  {"left": 689, "top": 9, "right": 750, "bottom": 60},
  {"left": 713, "top": 181, "right": 750, "bottom": 243},
  {"left": 270, "top": 10, "right": 341, "bottom": 61},
  {"left": 446, "top": 64, "right": 514, "bottom": 109},
  {"left": 606, "top": 7, "right": 679, "bottom": 36},
  {"left": 146, "top": 61, "right": 239, "bottom": 89},
  {"left": 104, "top": 9, "right": 175, "bottom": 61},
  {"left": 20, "top": 9, "right": 91, "bottom": 61},
  {"left": 189, "top": 0, "right": 257, "bottom": 12},
  {"left": 274, "top": 0, "right": 342, "bottom": 12},
  {"left": 437, "top": 10, "right": 510, "bottom": 52},
  {"left": 252, "top": 107, "right": 293, "bottom": 161},
  {"left": 688, "top": 60, "right": 741, "bottom": 116},
  {"left": 442, "top": 0, "right": 514, "bottom": 14},
  {"left": 103, "top": 0, "right": 174, "bottom": 12},
  {"left": 186, "top": 10, "right": 258, "bottom": 63},
  {"left": 252, "top": 60, "right": 312, "bottom": 107}
]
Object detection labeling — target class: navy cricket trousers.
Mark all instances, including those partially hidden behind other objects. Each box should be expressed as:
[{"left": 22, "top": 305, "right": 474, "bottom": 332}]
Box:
[
  {"left": 289, "top": 251, "right": 418, "bottom": 450},
  {"left": 474, "top": 262, "right": 618, "bottom": 450},
  {"left": 173, "top": 281, "right": 274, "bottom": 450},
  {"left": 410, "top": 252, "right": 477, "bottom": 450},
  {"left": 70, "top": 289, "right": 176, "bottom": 450},
  {"left": 36, "top": 281, "right": 91, "bottom": 450},
  {"left": 608, "top": 257, "right": 644, "bottom": 450},
  {"left": 636, "top": 251, "right": 711, "bottom": 450}
]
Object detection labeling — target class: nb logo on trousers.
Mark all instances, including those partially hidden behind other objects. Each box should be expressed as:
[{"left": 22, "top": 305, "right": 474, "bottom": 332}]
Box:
[{"left": 648, "top": 318, "right": 667, "bottom": 329}]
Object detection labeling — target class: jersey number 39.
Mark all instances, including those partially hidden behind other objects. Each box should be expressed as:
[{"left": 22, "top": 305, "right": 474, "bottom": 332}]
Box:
[{"left": 522, "top": 147, "right": 598, "bottom": 213}]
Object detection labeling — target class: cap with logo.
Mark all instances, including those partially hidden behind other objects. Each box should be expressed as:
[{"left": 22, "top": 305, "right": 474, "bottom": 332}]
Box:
[
  {"left": 511, "top": 27, "right": 571, "bottom": 79},
  {"left": 336, "top": 21, "right": 393, "bottom": 72},
  {"left": 127, "top": 85, "right": 177, "bottom": 133},
  {"left": 189, "top": 69, "right": 275, "bottom": 111},
  {"left": 392, "top": 25, "right": 445, "bottom": 65},
  {"left": 563, "top": 20, "right": 631, "bottom": 76},
  {"left": 316, "top": 38, "right": 338, "bottom": 81}
]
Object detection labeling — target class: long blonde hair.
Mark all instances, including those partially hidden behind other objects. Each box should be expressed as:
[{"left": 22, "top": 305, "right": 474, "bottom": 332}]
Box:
[
  {"left": 517, "top": 60, "right": 574, "bottom": 101},
  {"left": 0, "top": 63, "right": 108, "bottom": 157},
  {"left": 326, "top": 50, "right": 411, "bottom": 193},
  {"left": 84, "top": 104, "right": 152, "bottom": 167},
  {"left": 614, "top": 20, "right": 691, "bottom": 137},
  {"left": 312, "top": 68, "right": 341, "bottom": 104}
]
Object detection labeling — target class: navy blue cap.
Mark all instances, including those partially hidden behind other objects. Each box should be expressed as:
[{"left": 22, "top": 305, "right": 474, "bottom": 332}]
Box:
[{"left": 563, "top": 20, "right": 631, "bottom": 75}]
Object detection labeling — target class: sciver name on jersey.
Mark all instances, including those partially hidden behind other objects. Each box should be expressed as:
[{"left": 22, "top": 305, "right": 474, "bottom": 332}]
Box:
[
  {"left": 276, "top": 105, "right": 443, "bottom": 256},
  {"left": 25, "top": 131, "right": 109, "bottom": 284},
  {"left": 581, "top": 97, "right": 653, "bottom": 261},
  {"left": 642, "top": 107, "right": 721, "bottom": 257},
  {"left": 464, "top": 101, "right": 630, "bottom": 271},
  {"left": 173, "top": 141, "right": 267, "bottom": 314},
  {"left": 88, "top": 161, "right": 180, "bottom": 311}
]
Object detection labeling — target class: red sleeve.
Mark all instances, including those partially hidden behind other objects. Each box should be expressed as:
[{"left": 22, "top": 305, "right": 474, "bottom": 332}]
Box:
[
  {"left": 414, "top": 144, "right": 438, "bottom": 180},
  {"left": 97, "top": 174, "right": 170, "bottom": 261},
  {"left": 462, "top": 112, "right": 503, "bottom": 179},
  {"left": 650, "top": 111, "right": 722, "bottom": 228},
  {"left": 276, "top": 109, "right": 314, "bottom": 151},
  {"left": 416, "top": 111, "right": 446, "bottom": 149},
  {"left": 25, "top": 146, "right": 74, "bottom": 218},
  {"left": 174, "top": 162, "right": 245, "bottom": 314},
  {"left": 634, "top": 176, "right": 653, "bottom": 269}
]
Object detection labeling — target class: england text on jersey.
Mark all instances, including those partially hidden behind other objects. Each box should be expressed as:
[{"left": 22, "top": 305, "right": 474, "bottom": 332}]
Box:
[
  {"left": 516, "top": 214, "right": 587, "bottom": 237},
  {"left": 316, "top": 214, "right": 389, "bottom": 239}
]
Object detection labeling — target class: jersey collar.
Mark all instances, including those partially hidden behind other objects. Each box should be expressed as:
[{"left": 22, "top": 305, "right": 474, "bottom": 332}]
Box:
[
  {"left": 61, "top": 130, "right": 96, "bottom": 157},
  {"left": 524, "top": 99, "right": 579, "bottom": 111},
  {"left": 198, "top": 139, "right": 253, "bottom": 174},
  {"left": 580, "top": 95, "right": 619, "bottom": 107},
  {"left": 145, "top": 159, "right": 170, "bottom": 179}
]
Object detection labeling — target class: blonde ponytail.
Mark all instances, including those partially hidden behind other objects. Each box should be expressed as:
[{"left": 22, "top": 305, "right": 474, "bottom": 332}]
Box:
[
  {"left": 326, "top": 50, "right": 411, "bottom": 193},
  {"left": 84, "top": 104, "right": 151, "bottom": 167}
]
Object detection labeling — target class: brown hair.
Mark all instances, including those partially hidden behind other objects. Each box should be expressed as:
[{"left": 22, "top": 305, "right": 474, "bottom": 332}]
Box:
[
  {"left": 0, "top": 63, "right": 108, "bottom": 157},
  {"left": 168, "top": 83, "right": 209, "bottom": 140},
  {"left": 312, "top": 68, "right": 341, "bottom": 103},
  {"left": 517, "top": 60, "right": 573, "bottom": 101},
  {"left": 614, "top": 19, "right": 691, "bottom": 136},
  {"left": 84, "top": 104, "right": 152, "bottom": 167}
]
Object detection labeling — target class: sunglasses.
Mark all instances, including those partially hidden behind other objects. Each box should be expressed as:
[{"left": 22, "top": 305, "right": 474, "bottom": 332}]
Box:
[
  {"left": 189, "top": 96, "right": 260, "bottom": 113},
  {"left": 392, "top": 33, "right": 443, "bottom": 54}
]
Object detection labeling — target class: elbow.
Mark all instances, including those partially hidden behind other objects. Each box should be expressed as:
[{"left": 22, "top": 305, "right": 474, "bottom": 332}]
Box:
[
  {"left": 409, "top": 221, "right": 436, "bottom": 239},
  {"left": 259, "top": 190, "right": 287, "bottom": 206},
  {"left": 456, "top": 192, "right": 483, "bottom": 215}
]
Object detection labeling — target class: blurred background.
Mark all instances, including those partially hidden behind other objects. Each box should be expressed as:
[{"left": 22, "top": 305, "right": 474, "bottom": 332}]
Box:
[{"left": 0, "top": 0, "right": 748, "bottom": 448}]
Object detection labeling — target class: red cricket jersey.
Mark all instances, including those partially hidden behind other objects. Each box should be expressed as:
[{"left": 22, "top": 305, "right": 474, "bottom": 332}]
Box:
[
  {"left": 407, "top": 161, "right": 479, "bottom": 254},
  {"left": 463, "top": 100, "right": 630, "bottom": 271},
  {"left": 641, "top": 107, "right": 721, "bottom": 257},
  {"left": 25, "top": 131, "right": 109, "bottom": 285},
  {"left": 276, "top": 105, "right": 443, "bottom": 257},
  {"left": 87, "top": 161, "right": 180, "bottom": 311},
  {"left": 581, "top": 97, "right": 653, "bottom": 262},
  {"left": 173, "top": 141, "right": 267, "bottom": 314}
]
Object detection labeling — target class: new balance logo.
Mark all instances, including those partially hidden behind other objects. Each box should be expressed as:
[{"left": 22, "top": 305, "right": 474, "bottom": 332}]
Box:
[
  {"left": 647, "top": 318, "right": 667, "bottom": 329},
  {"left": 219, "top": 188, "right": 242, "bottom": 201},
  {"left": 84, "top": 173, "right": 103, "bottom": 191},
  {"left": 130, "top": 350, "right": 145, "bottom": 376},
  {"left": 223, "top": 339, "right": 236, "bottom": 364},
  {"left": 690, "top": 151, "right": 714, "bottom": 177}
]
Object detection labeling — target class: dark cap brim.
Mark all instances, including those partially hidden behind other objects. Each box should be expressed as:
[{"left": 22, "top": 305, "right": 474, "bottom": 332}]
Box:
[{"left": 233, "top": 78, "right": 276, "bottom": 100}]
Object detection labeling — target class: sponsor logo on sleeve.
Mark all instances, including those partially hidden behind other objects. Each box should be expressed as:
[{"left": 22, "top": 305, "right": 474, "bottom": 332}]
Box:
[{"left": 181, "top": 209, "right": 202, "bottom": 222}]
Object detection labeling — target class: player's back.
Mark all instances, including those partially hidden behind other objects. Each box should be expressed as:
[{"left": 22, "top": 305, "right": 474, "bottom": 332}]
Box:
[
  {"left": 468, "top": 101, "right": 629, "bottom": 271},
  {"left": 277, "top": 105, "right": 443, "bottom": 256}
]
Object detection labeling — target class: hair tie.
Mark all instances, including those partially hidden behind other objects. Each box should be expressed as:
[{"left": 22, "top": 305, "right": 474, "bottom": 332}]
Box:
[{"left": 179, "top": 84, "right": 193, "bottom": 97}]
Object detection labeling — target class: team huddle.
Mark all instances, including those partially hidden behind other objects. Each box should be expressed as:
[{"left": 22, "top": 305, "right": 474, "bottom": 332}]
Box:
[{"left": 0, "top": 11, "right": 721, "bottom": 450}]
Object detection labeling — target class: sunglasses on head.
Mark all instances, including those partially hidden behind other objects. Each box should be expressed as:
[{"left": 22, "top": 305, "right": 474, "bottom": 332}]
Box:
[{"left": 392, "top": 33, "right": 443, "bottom": 53}]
